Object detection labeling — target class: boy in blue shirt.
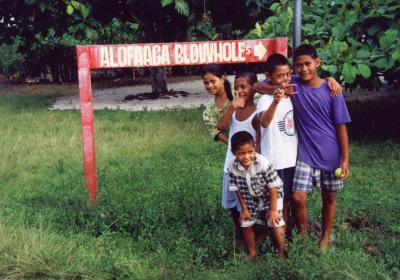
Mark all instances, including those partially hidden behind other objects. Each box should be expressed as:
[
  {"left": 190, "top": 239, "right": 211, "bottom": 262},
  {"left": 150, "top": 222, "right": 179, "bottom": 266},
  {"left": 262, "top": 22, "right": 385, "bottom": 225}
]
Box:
[{"left": 290, "top": 44, "right": 351, "bottom": 252}]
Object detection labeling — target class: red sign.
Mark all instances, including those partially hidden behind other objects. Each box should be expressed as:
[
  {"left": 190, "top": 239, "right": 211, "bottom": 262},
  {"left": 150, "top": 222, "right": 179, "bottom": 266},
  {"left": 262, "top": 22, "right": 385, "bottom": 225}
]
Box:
[
  {"left": 82, "top": 38, "right": 287, "bottom": 69},
  {"left": 76, "top": 38, "right": 288, "bottom": 205}
]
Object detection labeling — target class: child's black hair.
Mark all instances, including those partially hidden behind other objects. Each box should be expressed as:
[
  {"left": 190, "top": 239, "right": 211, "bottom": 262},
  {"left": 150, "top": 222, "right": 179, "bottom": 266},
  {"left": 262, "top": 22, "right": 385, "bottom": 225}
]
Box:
[
  {"left": 231, "top": 131, "right": 255, "bottom": 153},
  {"left": 265, "top": 53, "right": 290, "bottom": 74},
  {"left": 293, "top": 44, "right": 319, "bottom": 60},
  {"left": 234, "top": 72, "right": 258, "bottom": 85},
  {"left": 200, "top": 64, "right": 233, "bottom": 101}
]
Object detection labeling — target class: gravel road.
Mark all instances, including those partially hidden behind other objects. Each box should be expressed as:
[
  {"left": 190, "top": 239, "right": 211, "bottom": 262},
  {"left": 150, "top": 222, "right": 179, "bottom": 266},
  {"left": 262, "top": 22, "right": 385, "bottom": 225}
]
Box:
[{"left": 50, "top": 75, "right": 398, "bottom": 111}]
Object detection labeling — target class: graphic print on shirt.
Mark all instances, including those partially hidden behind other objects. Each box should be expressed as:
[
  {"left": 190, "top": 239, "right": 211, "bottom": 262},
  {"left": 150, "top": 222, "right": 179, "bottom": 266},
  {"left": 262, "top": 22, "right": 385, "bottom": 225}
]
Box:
[{"left": 277, "top": 110, "right": 295, "bottom": 136}]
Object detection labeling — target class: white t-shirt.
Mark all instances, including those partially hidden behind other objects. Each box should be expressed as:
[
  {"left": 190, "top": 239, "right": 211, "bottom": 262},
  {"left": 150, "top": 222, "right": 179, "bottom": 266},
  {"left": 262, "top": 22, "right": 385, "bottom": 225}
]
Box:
[
  {"left": 257, "top": 95, "right": 298, "bottom": 170},
  {"left": 223, "top": 110, "right": 257, "bottom": 172}
]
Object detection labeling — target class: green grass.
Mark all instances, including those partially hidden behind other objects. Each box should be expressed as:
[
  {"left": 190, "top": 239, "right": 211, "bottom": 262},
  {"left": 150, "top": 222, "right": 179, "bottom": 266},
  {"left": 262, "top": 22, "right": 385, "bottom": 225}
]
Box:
[{"left": 0, "top": 91, "right": 399, "bottom": 279}]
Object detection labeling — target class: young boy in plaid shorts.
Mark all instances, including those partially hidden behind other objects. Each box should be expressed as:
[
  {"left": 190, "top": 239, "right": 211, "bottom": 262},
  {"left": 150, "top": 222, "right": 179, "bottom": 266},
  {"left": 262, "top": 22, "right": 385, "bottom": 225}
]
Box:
[
  {"left": 290, "top": 44, "right": 351, "bottom": 252},
  {"left": 228, "top": 131, "right": 286, "bottom": 260}
]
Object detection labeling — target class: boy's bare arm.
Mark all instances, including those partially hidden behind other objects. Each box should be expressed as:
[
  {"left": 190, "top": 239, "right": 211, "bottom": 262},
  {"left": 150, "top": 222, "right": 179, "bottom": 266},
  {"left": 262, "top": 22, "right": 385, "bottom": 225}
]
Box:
[
  {"left": 236, "top": 191, "right": 251, "bottom": 222},
  {"left": 252, "top": 117, "right": 261, "bottom": 153},
  {"left": 259, "top": 89, "right": 285, "bottom": 128},
  {"left": 267, "top": 187, "right": 281, "bottom": 226},
  {"left": 336, "top": 124, "right": 350, "bottom": 179},
  {"left": 216, "top": 96, "right": 245, "bottom": 131},
  {"left": 215, "top": 132, "right": 228, "bottom": 144},
  {"left": 325, "top": 77, "right": 342, "bottom": 96},
  {"left": 253, "top": 82, "right": 296, "bottom": 96},
  {"left": 253, "top": 81, "right": 279, "bottom": 94}
]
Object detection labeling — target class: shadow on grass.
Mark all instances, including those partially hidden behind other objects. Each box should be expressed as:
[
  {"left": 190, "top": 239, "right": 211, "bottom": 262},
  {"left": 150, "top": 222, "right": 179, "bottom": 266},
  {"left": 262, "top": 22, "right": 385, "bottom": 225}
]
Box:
[{"left": 347, "top": 95, "right": 400, "bottom": 142}]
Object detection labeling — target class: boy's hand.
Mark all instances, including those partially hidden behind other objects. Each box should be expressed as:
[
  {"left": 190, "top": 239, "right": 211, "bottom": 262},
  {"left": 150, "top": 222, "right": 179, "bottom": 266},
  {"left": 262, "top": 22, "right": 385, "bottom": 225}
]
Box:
[
  {"left": 231, "top": 95, "right": 245, "bottom": 110},
  {"left": 282, "top": 84, "right": 297, "bottom": 96},
  {"left": 240, "top": 209, "right": 252, "bottom": 224},
  {"left": 326, "top": 77, "right": 342, "bottom": 96},
  {"left": 267, "top": 209, "right": 281, "bottom": 227},
  {"left": 273, "top": 88, "right": 285, "bottom": 103},
  {"left": 339, "top": 159, "right": 350, "bottom": 180}
]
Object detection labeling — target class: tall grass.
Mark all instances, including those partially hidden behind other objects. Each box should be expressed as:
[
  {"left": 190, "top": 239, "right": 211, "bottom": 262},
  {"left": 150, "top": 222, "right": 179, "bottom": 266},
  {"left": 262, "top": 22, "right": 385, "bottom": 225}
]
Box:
[{"left": 0, "top": 91, "right": 399, "bottom": 279}]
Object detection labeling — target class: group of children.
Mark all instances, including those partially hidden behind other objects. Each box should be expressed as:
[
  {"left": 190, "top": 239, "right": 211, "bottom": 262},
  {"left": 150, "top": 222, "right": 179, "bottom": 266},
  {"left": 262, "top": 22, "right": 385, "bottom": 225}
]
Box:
[{"left": 202, "top": 44, "right": 351, "bottom": 260}]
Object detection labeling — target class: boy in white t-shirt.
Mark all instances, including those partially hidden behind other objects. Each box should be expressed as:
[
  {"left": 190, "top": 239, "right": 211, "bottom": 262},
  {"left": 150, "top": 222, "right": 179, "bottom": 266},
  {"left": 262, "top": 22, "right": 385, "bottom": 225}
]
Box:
[{"left": 256, "top": 54, "right": 298, "bottom": 228}]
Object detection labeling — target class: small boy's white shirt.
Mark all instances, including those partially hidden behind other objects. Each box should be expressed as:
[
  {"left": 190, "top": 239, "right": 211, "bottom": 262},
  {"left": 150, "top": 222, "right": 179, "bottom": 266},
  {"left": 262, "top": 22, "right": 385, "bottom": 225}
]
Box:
[
  {"left": 227, "top": 153, "right": 283, "bottom": 193},
  {"left": 227, "top": 153, "right": 284, "bottom": 218}
]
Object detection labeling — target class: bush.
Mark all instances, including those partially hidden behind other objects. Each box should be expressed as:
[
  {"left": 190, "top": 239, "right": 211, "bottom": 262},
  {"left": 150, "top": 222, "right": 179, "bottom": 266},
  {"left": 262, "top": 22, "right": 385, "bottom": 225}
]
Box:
[
  {"left": 0, "top": 38, "right": 24, "bottom": 80},
  {"left": 246, "top": 0, "right": 400, "bottom": 90}
]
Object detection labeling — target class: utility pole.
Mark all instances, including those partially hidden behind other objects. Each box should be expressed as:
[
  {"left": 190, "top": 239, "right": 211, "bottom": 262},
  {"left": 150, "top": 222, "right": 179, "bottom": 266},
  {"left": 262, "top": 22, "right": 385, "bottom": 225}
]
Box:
[{"left": 293, "top": 0, "right": 302, "bottom": 57}]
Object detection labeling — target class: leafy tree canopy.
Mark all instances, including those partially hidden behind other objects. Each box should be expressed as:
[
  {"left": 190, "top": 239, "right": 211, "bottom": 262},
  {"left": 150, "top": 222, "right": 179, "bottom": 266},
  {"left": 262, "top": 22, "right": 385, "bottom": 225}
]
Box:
[{"left": 246, "top": 0, "right": 400, "bottom": 90}]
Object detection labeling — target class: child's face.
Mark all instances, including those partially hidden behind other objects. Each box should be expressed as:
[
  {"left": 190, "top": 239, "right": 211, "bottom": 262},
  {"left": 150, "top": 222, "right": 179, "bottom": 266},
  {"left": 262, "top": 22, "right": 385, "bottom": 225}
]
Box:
[
  {"left": 294, "top": 55, "right": 321, "bottom": 83},
  {"left": 234, "top": 77, "right": 254, "bottom": 102},
  {"left": 202, "top": 73, "right": 225, "bottom": 95},
  {"left": 234, "top": 143, "right": 256, "bottom": 169},
  {"left": 266, "top": 65, "right": 292, "bottom": 87}
]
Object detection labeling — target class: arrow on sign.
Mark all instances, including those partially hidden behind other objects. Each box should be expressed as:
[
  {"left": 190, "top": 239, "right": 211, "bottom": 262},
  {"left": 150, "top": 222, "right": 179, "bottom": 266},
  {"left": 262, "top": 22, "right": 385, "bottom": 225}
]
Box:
[{"left": 254, "top": 42, "right": 267, "bottom": 60}]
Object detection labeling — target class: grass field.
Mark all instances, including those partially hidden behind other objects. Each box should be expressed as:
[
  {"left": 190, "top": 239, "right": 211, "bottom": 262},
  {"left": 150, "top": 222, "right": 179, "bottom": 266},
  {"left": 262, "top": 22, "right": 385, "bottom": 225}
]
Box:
[{"left": 0, "top": 89, "right": 399, "bottom": 279}]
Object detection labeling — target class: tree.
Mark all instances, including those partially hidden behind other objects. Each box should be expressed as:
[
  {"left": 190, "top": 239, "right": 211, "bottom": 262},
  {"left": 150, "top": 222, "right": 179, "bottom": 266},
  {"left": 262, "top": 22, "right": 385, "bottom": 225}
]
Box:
[
  {"left": 0, "top": 0, "right": 100, "bottom": 82},
  {"left": 88, "top": 0, "right": 274, "bottom": 95},
  {"left": 246, "top": 0, "right": 400, "bottom": 90},
  {"left": 0, "top": 0, "right": 275, "bottom": 89}
]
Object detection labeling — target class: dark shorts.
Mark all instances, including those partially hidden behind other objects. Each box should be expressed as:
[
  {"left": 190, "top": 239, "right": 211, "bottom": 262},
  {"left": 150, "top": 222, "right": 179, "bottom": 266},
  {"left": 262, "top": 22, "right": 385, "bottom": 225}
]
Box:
[{"left": 276, "top": 167, "right": 295, "bottom": 201}]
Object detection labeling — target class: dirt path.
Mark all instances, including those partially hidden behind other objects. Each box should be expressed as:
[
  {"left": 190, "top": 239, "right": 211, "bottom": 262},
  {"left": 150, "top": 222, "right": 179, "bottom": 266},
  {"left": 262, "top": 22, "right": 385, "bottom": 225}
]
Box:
[
  {"left": 50, "top": 75, "right": 398, "bottom": 111},
  {"left": 51, "top": 76, "right": 215, "bottom": 111}
]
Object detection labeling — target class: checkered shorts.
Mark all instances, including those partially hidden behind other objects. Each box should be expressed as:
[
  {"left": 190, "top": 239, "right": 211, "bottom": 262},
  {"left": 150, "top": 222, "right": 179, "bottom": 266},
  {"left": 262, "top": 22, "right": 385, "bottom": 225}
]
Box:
[{"left": 293, "top": 160, "right": 344, "bottom": 192}]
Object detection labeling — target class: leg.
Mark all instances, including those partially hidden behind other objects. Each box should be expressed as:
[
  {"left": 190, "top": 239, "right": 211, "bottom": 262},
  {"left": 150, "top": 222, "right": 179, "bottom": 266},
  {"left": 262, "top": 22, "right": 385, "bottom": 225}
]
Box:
[
  {"left": 241, "top": 226, "right": 257, "bottom": 260},
  {"left": 320, "top": 190, "right": 337, "bottom": 252},
  {"left": 282, "top": 198, "right": 290, "bottom": 230},
  {"left": 272, "top": 226, "right": 287, "bottom": 258},
  {"left": 279, "top": 167, "right": 295, "bottom": 231},
  {"left": 230, "top": 207, "right": 242, "bottom": 242},
  {"left": 292, "top": 191, "right": 308, "bottom": 235}
]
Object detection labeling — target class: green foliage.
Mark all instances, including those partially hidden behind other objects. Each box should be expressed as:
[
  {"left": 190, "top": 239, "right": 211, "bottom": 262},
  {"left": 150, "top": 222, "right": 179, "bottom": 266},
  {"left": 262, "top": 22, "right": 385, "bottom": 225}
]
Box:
[
  {"left": 98, "top": 19, "right": 142, "bottom": 44},
  {"left": 174, "top": 0, "right": 189, "bottom": 16},
  {"left": 245, "top": 0, "right": 293, "bottom": 46},
  {"left": 187, "top": 12, "right": 219, "bottom": 41},
  {"left": 305, "top": 0, "right": 400, "bottom": 90},
  {"left": 0, "top": 38, "right": 25, "bottom": 79},
  {"left": 246, "top": 0, "right": 400, "bottom": 90}
]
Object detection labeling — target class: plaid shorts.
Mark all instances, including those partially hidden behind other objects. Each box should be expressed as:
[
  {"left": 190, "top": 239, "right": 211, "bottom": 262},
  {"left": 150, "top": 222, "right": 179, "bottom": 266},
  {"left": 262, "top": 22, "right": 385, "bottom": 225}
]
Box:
[{"left": 293, "top": 160, "right": 344, "bottom": 193}]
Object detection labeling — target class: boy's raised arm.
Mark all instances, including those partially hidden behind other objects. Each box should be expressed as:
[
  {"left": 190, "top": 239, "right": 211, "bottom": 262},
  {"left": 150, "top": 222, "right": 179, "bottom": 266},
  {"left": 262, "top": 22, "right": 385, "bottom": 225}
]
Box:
[
  {"left": 336, "top": 124, "right": 350, "bottom": 180},
  {"left": 259, "top": 89, "right": 284, "bottom": 128},
  {"left": 216, "top": 96, "right": 245, "bottom": 131}
]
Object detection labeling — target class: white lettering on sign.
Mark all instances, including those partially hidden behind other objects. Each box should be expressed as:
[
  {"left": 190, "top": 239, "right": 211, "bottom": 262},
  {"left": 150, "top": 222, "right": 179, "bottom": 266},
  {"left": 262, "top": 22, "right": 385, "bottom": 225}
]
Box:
[
  {"left": 161, "top": 45, "right": 170, "bottom": 65},
  {"left": 174, "top": 42, "right": 246, "bottom": 65},
  {"left": 109, "top": 47, "right": 118, "bottom": 67},
  {"left": 134, "top": 47, "right": 143, "bottom": 66},
  {"left": 100, "top": 45, "right": 171, "bottom": 67},
  {"left": 190, "top": 44, "right": 199, "bottom": 63},
  {"left": 99, "top": 41, "right": 252, "bottom": 67},
  {"left": 117, "top": 47, "right": 127, "bottom": 67}
]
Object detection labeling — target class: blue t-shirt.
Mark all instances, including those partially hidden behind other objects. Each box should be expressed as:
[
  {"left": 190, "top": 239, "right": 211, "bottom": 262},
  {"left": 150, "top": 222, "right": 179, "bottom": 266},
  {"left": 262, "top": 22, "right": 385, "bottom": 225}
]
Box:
[{"left": 291, "top": 75, "right": 351, "bottom": 171}]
